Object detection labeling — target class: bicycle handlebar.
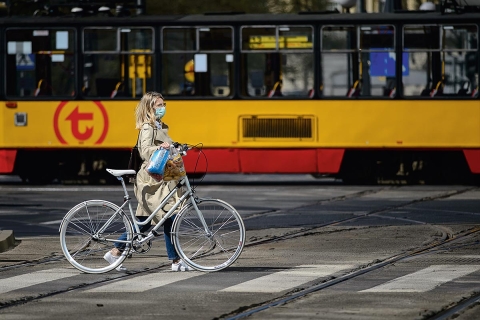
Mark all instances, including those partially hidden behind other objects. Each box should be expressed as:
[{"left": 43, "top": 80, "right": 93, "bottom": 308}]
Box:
[{"left": 173, "top": 142, "right": 190, "bottom": 155}]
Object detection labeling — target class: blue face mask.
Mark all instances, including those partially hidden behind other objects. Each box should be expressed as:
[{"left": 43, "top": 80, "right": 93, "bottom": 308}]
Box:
[{"left": 155, "top": 107, "right": 166, "bottom": 120}]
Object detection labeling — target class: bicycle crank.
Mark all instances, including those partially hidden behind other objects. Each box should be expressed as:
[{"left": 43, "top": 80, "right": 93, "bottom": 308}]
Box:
[{"left": 132, "top": 234, "right": 152, "bottom": 253}]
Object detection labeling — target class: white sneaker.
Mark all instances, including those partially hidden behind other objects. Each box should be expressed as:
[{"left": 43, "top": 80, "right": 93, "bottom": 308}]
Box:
[
  {"left": 103, "top": 251, "right": 127, "bottom": 272},
  {"left": 171, "top": 259, "right": 192, "bottom": 272}
]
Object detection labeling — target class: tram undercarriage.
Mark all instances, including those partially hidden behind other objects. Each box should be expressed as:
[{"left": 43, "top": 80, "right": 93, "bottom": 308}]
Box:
[
  {"left": 8, "top": 148, "right": 479, "bottom": 185},
  {"left": 13, "top": 149, "right": 130, "bottom": 184},
  {"left": 339, "top": 149, "right": 477, "bottom": 185}
]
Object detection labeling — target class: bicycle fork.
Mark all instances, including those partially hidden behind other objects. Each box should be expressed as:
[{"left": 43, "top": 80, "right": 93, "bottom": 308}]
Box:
[{"left": 184, "top": 178, "right": 212, "bottom": 237}]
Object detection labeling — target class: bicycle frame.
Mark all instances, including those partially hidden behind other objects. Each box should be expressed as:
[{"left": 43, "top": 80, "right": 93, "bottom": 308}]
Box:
[
  {"left": 59, "top": 164, "right": 246, "bottom": 273},
  {"left": 101, "top": 174, "right": 211, "bottom": 249}
]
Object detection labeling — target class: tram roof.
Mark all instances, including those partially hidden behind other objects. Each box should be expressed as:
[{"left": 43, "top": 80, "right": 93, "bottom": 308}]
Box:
[
  {"left": 0, "top": 11, "right": 479, "bottom": 26},
  {"left": 178, "top": 12, "right": 480, "bottom": 24}
]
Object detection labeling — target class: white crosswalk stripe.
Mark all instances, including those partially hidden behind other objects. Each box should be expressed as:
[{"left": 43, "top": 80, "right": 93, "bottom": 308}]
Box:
[
  {"left": 0, "top": 268, "right": 80, "bottom": 294},
  {"left": 1, "top": 264, "right": 479, "bottom": 295},
  {"left": 361, "top": 265, "right": 480, "bottom": 293},
  {"left": 221, "top": 264, "right": 353, "bottom": 293},
  {"left": 86, "top": 271, "right": 202, "bottom": 293}
]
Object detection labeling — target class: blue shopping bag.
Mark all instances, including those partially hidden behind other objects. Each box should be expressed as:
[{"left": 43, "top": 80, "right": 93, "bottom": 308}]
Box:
[{"left": 146, "top": 148, "right": 169, "bottom": 176}]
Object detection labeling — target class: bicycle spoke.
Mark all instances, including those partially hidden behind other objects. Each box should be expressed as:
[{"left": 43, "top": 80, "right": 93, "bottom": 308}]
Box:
[
  {"left": 60, "top": 200, "right": 132, "bottom": 274},
  {"left": 173, "top": 199, "right": 245, "bottom": 271},
  {"left": 67, "top": 220, "right": 93, "bottom": 236}
]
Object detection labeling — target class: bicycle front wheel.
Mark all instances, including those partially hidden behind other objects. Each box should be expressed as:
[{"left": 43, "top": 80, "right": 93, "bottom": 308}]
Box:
[
  {"left": 59, "top": 200, "right": 133, "bottom": 273},
  {"left": 172, "top": 199, "right": 245, "bottom": 272}
]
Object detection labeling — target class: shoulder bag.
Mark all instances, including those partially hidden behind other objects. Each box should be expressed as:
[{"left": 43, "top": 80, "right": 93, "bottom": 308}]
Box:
[{"left": 128, "top": 132, "right": 142, "bottom": 173}]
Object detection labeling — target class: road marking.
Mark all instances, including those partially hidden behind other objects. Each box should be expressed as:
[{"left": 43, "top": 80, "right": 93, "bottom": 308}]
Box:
[
  {"left": 0, "top": 268, "right": 79, "bottom": 294},
  {"left": 39, "top": 220, "right": 63, "bottom": 225},
  {"left": 361, "top": 265, "right": 480, "bottom": 292},
  {"left": 86, "top": 272, "right": 201, "bottom": 293},
  {"left": 454, "top": 280, "right": 480, "bottom": 284},
  {"left": 221, "top": 264, "right": 353, "bottom": 293}
]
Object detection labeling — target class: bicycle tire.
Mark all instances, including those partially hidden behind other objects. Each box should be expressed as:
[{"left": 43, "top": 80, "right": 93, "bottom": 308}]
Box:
[
  {"left": 59, "top": 200, "right": 133, "bottom": 273},
  {"left": 172, "top": 199, "right": 245, "bottom": 272}
]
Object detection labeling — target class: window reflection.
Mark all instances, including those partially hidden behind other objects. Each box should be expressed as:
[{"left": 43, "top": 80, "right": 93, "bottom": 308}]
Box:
[
  {"left": 83, "top": 27, "right": 154, "bottom": 98},
  {"left": 162, "top": 26, "right": 234, "bottom": 97},
  {"left": 6, "top": 28, "right": 75, "bottom": 97}
]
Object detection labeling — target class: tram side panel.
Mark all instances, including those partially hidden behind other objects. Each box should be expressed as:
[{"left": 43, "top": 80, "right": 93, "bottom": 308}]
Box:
[
  {"left": 175, "top": 99, "right": 480, "bottom": 182},
  {"left": 1, "top": 98, "right": 480, "bottom": 183}
]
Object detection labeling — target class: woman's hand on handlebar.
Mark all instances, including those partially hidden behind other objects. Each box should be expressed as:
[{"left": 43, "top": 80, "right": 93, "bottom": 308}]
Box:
[{"left": 158, "top": 142, "right": 170, "bottom": 149}]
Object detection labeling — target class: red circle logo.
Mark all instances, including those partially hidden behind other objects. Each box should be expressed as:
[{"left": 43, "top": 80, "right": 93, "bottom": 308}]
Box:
[{"left": 54, "top": 101, "right": 109, "bottom": 145}]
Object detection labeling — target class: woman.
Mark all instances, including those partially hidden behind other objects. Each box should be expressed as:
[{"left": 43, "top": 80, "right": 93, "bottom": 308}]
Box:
[{"left": 104, "top": 91, "right": 191, "bottom": 272}]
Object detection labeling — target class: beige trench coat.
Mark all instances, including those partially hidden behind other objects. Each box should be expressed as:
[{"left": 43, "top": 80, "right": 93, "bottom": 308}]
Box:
[{"left": 134, "top": 122, "right": 183, "bottom": 225}]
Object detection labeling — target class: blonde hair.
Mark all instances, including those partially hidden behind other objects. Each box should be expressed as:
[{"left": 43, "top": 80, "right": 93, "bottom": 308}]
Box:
[{"left": 134, "top": 91, "right": 164, "bottom": 129}]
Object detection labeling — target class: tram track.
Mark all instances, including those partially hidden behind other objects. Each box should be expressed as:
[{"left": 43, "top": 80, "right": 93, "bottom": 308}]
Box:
[
  {"left": 220, "top": 226, "right": 480, "bottom": 320},
  {"left": 216, "top": 185, "right": 479, "bottom": 319},
  {"left": 0, "top": 185, "right": 477, "bottom": 316},
  {"left": 242, "top": 187, "right": 476, "bottom": 248},
  {"left": 427, "top": 290, "right": 480, "bottom": 320}
]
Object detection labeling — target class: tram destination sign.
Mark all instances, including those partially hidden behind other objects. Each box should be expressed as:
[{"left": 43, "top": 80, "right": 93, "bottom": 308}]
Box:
[{"left": 249, "top": 36, "right": 312, "bottom": 49}]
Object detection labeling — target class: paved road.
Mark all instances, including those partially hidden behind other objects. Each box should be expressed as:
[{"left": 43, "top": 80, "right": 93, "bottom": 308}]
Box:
[{"left": 0, "top": 176, "right": 479, "bottom": 319}]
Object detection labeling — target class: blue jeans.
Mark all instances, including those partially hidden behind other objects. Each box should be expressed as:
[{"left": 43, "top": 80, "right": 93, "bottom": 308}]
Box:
[{"left": 114, "top": 216, "right": 179, "bottom": 261}]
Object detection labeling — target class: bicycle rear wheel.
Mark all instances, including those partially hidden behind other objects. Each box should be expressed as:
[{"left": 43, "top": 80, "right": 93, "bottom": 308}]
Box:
[
  {"left": 172, "top": 199, "right": 245, "bottom": 272},
  {"left": 59, "top": 200, "right": 133, "bottom": 273}
]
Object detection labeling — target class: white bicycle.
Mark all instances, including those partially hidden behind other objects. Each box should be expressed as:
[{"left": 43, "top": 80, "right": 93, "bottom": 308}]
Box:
[{"left": 59, "top": 145, "right": 246, "bottom": 273}]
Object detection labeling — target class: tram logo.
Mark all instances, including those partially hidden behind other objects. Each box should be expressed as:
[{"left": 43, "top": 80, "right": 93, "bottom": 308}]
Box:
[{"left": 54, "top": 101, "right": 109, "bottom": 145}]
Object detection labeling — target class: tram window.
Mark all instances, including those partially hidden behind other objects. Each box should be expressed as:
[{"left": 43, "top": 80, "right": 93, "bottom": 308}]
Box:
[
  {"left": 321, "top": 52, "right": 355, "bottom": 96},
  {"left": 240, "top": 26, "right": 314, "bottom": 98},
  {"left": 162, "top": 27, "right": 233, "bottom": 97},
  {"left": 83, "top": 27, "right": 154, "bottom": 98},
  {"left": 199, "top": 28, "right": 232, "bottom": 51},
  {"left": 403, "top": 25, "right": 478, "bottom": 97},
  {"left": 321, "top": 26, "right": 355, "bottom": 52},
  {"left": 321, "top": 25, "right": 395, "bottom": 97},
  {"left": 403, "top": 26, "right": 440, "bottom": 96},
  {"left": 443, "top": 25, "right": 477, "bottom": 51},
  {"left": 443, "top": 26, "right": 478, "bottom": 96},
  {"left": 84, "top": 29, "right": 117, "bottom": 52},
  {"left": 360, "top": 26, "right": 394, "bottom": 50},
  {"left": 6, "top": 28, "right": 75, "bottom": 97},
  {"left": 321, "top": 26, "right": 355, "bottom": 97},
  {"left": 121, "top": 28, "right": 153, "bottom": 52},
  {"left": 403, "top": 25, "right": 441, "bottom": 50},
  {"left": 163, "top": 28, "right": 196, "bottom": 51},
  {"left": 361, "top": 26, "right": 396, "bottom": 97}
]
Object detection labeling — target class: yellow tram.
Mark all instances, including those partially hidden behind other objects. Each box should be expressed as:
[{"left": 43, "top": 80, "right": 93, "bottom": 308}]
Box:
[{"left": 0, "top": 10, "right": 479, "bottom": 183}]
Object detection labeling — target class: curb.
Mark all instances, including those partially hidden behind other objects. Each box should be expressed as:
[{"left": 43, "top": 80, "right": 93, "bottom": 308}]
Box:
[{"left": 0, "top": 230, "right": 15, "bottom": 253}]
